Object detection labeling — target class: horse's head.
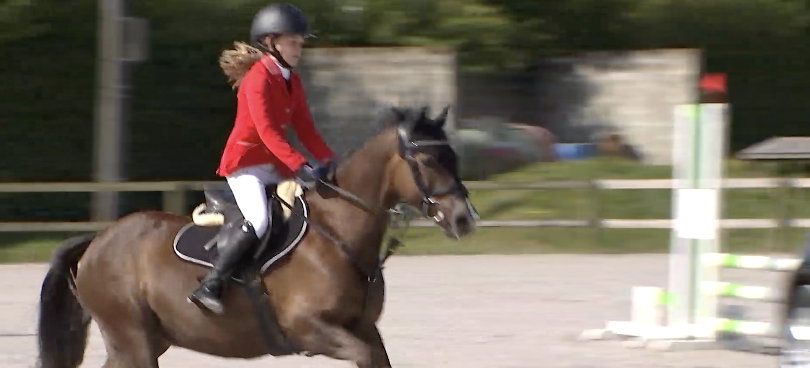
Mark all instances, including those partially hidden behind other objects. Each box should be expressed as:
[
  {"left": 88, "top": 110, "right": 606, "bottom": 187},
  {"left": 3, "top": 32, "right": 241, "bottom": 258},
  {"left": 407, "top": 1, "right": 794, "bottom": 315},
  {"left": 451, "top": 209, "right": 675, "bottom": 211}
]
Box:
[{"left": 386, "top": 105, "right": 477, "bottom": 239}]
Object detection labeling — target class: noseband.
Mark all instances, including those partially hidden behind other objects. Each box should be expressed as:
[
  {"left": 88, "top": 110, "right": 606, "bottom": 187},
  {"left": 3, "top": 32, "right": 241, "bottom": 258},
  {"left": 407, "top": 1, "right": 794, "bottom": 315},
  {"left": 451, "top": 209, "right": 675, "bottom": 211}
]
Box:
[
  {"left": 274, "top": 122, "right": 476, "bottom": 283},
  {"left": 316, "top": 124, "right": 474, "bottom": 223},
  {"left": 396, "top": 125, "right": 470, "bottom": 223}
]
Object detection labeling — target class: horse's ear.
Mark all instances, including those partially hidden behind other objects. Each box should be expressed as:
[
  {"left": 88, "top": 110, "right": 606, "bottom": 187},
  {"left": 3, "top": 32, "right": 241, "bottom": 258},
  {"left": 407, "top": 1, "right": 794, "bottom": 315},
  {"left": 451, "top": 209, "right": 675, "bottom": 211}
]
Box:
[
  {"left": 435, "top": 105, "right": 450, "bottom": 127},
  {"left": 402, "top": 110, "right": 416, "bottom": 133},
  {"left": 419, "top": 106, "right": 429, "bottom": 122},
  {"left": 390, "top": 107, "right": 406, "bottom": 122}
]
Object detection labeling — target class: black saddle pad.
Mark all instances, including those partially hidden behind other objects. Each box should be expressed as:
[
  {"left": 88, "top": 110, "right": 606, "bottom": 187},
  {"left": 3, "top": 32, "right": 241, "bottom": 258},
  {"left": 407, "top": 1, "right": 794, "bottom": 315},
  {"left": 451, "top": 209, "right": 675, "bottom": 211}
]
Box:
[{"left": 173, "top": 195, "right": 309, "bottom": 274}]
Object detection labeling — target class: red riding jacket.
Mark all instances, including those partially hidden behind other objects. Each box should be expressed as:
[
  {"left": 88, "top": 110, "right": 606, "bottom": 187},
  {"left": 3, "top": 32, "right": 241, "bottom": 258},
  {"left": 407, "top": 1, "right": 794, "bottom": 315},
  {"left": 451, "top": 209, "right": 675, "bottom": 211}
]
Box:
[{"left": 216, "top": 55, "right": 335, "bottom": 178}]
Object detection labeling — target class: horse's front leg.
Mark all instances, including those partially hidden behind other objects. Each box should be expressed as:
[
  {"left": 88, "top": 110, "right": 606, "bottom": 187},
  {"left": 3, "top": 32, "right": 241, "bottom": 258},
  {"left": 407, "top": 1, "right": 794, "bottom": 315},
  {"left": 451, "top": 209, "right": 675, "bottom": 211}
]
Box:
[
  {"left": 354, "top": 322, "right": 392, "bottom": 368},
  {"left": 294, "top": 318, "right": 374, "bottom": 367}
]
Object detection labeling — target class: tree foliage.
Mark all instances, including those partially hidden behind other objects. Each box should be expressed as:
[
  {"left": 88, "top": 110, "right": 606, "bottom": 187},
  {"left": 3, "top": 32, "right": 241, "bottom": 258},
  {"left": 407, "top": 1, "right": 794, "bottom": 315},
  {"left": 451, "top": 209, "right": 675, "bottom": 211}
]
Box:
[
  {"left": 1, "top": 0, "right": 810, "bottom": 221},
  {"left": 3, "top": 0, "right": 809, "bottom": 70},
  {"left": 628, "top": 0, "right": 810, "bottom": 51}
]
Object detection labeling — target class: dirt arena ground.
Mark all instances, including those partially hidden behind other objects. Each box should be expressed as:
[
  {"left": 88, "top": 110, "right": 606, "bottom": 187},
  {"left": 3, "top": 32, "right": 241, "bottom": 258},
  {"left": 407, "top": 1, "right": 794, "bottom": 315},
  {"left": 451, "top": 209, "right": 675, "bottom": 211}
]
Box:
[{"left": 0, "top": 254, "right": 788, "bottom": 368}]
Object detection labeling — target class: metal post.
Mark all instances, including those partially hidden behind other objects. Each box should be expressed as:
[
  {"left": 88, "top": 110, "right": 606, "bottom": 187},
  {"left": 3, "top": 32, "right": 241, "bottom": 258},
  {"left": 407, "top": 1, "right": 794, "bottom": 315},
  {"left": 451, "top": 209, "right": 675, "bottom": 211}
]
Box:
[
  {"left": 91, "top": 0, "right": 147, "bottom": 221},
  {"left": 91, "top": 0, "right": 125, "bottom": 221}
]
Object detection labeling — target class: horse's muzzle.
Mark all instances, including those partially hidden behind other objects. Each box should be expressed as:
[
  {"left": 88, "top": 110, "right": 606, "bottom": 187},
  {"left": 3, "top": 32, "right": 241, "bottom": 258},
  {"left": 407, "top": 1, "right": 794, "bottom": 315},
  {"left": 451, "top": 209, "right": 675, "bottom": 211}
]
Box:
[{"left": 439, "top": 199, "right": 476, "bottom": 239}]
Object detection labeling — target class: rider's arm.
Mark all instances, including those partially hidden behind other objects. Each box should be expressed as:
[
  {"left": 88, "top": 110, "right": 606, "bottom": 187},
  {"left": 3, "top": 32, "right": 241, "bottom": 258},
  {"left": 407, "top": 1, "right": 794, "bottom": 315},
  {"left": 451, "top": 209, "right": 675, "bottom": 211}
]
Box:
[
  {"left": 242, "top": 72, "right": 308, "bottom": 172},
  {"left": 292, "top": 89, "right": 335, "bottom": 163}
]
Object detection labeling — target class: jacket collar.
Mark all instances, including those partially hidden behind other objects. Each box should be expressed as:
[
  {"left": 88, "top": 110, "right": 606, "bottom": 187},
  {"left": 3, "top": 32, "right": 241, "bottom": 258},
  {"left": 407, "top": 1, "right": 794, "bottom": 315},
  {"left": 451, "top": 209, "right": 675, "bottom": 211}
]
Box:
[
  {"left": 260, "top": 55, "right": 298, "bottom": 95},
  {"left": 260, "top": 55, "right": 293, "bottom": 79}
]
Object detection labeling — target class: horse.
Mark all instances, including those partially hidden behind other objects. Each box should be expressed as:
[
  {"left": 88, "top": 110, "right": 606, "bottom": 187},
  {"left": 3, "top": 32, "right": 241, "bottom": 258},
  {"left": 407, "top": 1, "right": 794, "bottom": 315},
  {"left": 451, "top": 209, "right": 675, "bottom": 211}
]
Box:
[{"left": 36, "top": 105, "right": 477, "bottom": 368}]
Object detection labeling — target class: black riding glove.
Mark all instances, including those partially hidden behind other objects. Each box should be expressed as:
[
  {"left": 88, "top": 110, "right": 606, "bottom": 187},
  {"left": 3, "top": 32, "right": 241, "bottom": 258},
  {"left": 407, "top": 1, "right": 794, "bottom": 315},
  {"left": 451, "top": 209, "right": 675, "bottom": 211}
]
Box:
[{"left": 295, "top": 162, "right": 328, "bottom": 189}]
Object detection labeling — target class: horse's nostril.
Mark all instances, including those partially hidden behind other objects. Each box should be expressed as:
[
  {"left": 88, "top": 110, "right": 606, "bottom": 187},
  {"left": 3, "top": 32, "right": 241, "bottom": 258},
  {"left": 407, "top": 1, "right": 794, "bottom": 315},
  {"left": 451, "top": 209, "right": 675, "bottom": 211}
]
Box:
[{"left": 454, "top": 215, "right": 471, "bottom": 232}]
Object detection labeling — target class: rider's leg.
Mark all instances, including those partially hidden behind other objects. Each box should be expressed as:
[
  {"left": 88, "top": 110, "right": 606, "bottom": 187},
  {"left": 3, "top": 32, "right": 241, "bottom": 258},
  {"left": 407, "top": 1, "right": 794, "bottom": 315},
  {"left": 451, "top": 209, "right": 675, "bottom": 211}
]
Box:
[{"left": 187, "top": 167, "right": 272, "bottom": 314}]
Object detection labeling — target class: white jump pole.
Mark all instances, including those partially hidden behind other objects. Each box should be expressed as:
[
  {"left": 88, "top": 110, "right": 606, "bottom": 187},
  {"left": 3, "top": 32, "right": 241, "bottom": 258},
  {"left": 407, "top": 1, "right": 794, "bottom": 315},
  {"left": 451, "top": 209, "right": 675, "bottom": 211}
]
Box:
[
  {"left": 579, "top": 102, "right": 730, "bottom": 349},
  {"left": 662, "top": 102, "right": 729, "bottom": 348}
]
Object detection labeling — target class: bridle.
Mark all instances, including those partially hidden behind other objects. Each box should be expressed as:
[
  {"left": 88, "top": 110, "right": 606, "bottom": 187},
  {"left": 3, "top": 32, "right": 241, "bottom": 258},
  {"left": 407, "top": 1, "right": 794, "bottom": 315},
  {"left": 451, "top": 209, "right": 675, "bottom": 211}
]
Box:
[
  {"left": 395, "top": 124, "right": 473, "bottom": 224},
  {"left": 274, "top": 118, "right": 477, "bottom": 280},
  {"left": 311, "top": 121, "right": 474, "bottom": 224}
]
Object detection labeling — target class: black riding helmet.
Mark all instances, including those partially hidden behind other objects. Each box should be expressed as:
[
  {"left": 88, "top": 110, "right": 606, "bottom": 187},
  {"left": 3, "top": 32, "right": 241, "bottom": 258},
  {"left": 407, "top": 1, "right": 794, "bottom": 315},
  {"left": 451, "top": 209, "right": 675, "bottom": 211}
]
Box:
[{"left": 250, "top": 2, "right": 314, "bottom": 69}]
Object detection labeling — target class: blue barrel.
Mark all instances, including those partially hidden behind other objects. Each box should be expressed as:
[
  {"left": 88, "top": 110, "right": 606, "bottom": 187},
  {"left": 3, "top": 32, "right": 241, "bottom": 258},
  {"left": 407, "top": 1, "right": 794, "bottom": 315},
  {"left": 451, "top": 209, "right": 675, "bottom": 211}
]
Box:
[{"left": 553, "top": 143, "right": 597, "bottom": 161}]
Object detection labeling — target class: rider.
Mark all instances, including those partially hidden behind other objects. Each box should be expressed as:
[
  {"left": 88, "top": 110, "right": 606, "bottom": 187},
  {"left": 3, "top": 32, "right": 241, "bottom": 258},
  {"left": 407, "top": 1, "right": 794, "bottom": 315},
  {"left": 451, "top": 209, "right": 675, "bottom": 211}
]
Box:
[{"left": 188, "top": 2, "right": 337, "bottom": 315}]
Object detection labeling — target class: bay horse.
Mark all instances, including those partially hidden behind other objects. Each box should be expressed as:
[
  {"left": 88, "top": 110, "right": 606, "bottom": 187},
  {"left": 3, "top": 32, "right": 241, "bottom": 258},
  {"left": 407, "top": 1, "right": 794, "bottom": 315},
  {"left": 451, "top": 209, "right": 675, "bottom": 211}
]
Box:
[{"left": 35, "top": 105, "right": 477, "bottom": 368}]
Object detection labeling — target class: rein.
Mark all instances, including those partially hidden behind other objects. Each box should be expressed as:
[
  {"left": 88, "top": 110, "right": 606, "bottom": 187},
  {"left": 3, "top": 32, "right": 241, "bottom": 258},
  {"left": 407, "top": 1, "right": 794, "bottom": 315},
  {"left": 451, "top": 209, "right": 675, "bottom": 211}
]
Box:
[
  {"left": 275, "top": 124, "right": 469, "bottom": 282},
  {"left": 317, "top": 181, "right": 376, "bottom": 214},
  {"left": 272, "top": 194, "right": 383, "bottom": 280},
  {"left": 319, "top": 126, "right": 467, "bottom": 222},
  {"left": 268, "top": 116, "right": 476, "bottom": 331}
]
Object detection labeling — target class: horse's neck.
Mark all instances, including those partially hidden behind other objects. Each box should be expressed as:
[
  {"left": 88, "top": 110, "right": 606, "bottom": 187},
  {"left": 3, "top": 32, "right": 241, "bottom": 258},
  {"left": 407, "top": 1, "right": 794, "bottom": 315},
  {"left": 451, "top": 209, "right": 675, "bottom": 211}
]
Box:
[
  {"left": 335, "top": 138, "right": 392, "bottom": 212},
  {"left": 316, "top": 134, "right": 398, "bottom": 263}
]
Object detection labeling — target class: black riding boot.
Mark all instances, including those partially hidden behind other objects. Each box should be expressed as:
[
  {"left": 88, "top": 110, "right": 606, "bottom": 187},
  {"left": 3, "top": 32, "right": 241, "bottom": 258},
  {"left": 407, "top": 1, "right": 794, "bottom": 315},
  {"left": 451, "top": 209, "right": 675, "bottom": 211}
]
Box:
[{"left": 187, "top": 220, "right": 259, "bottom": 315}]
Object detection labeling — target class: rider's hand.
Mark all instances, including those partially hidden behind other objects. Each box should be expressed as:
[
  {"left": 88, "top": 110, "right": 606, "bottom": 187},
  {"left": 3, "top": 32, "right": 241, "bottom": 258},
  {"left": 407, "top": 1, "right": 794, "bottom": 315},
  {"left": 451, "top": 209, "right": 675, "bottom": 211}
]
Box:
[
  {"left": 295, "top": 162, "right": 328, "bottom": 189},
  {"left": 322, "top": 158, "right": 338, "bottom": 182}
]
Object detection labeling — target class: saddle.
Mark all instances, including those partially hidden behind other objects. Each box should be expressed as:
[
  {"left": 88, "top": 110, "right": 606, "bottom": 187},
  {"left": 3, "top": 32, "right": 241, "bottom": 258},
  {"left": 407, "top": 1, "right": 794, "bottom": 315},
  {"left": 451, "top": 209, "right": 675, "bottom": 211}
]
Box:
[
  {"left": 192, "top": 180, "right": 303, "bottom": 227},
  {"left": 173, "top": 180, "right": 309, "bottom": 356},
  {"left": 173, "top": 180, "right": 309, "bottom": 275}
]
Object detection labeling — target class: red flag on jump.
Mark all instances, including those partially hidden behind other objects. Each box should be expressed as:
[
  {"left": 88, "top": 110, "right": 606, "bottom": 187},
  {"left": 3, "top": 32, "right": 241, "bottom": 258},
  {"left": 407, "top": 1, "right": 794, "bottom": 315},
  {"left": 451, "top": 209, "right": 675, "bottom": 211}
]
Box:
[{"left": 699, "top": 73, "right": 726, "bottom": 93}]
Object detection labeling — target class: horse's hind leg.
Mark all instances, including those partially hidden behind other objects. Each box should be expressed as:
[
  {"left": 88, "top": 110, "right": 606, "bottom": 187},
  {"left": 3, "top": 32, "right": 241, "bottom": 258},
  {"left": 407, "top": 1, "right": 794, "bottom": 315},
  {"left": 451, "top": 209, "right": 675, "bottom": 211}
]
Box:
[
  {"left": 96, "top": 318, "right": 168, "bottom": 368},
  {"left": 97, "top": 321, "right": 169, "bottom": 368},
  {"left": 92, "top": 303, "right": 169, "bottom": 368}
]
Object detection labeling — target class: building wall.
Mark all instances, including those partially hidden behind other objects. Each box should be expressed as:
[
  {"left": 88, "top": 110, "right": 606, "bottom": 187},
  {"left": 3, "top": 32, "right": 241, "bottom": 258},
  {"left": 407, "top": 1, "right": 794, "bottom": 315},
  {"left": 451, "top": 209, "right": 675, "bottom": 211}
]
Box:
[
  {"left": 536, "top": 49, "right": 702, "bottom": 165},
  {"left": 293, "top": 47, "right": 700, "bottom": 165},
  {"left": 294, "top": 46, "right": 458, "bottom": 157},
  {"left": 455, "top": 49, "right": 702, "bottom": 165}
]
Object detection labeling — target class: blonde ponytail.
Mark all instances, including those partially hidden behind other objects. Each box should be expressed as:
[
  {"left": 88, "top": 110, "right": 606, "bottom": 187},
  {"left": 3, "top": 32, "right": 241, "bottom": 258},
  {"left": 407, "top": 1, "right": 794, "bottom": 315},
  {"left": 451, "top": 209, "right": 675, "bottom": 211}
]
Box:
[{"left": 218, "top": 41, "right": 263, "bottom": 89}]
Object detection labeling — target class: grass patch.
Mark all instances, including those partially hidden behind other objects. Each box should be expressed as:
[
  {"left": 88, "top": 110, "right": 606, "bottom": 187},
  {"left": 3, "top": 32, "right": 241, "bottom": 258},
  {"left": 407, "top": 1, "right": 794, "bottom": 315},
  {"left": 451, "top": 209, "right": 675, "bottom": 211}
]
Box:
[
  {"left": 1, "top": 158, "right": 809, "bottom": 262},
  {"left": 0, "top": 233, "right": 79, "bottom": 263},
  {"left": 394, "top": 227, "right": 809, "bottom": 256},
  {"left": 393, "top": 158, "right": 810, "bottom": 256}
]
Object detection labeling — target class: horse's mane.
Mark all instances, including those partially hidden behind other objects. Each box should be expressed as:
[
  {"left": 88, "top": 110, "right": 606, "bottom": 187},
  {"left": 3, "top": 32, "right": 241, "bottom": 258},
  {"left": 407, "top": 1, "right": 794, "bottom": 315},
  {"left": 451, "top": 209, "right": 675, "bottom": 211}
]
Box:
[
  {"left": 338, "top": 105, "right": 444, "bottom": 161},
  {"left": 219, "top": 41, "right": 263, "bottom": 89},
  {"left": 336, "top": 106, "right": 418, "bottom": 161},
  {"left": 370, "top": 105, "right": 433, "bottom": 132}
]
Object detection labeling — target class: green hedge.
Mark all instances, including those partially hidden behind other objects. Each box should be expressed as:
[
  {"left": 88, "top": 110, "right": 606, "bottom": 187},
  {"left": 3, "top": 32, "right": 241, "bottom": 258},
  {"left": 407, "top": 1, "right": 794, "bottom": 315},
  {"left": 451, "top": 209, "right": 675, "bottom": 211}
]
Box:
[{"left": 3, "top": 0, "right": 810, "bottom": 222}]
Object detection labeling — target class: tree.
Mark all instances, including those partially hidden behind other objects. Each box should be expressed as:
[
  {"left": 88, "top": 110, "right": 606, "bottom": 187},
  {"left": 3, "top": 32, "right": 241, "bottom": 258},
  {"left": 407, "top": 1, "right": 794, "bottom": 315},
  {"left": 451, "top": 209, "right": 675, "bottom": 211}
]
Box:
[{"left": 627, "top": 0, "right": 810, "bottom": 51}]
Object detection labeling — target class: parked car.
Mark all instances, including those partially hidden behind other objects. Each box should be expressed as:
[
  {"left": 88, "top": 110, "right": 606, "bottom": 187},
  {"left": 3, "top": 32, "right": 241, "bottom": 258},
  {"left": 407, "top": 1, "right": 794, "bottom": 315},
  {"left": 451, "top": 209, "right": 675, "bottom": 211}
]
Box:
[{"left": 450, "top": 118, "right": 556, "bottom": 180}]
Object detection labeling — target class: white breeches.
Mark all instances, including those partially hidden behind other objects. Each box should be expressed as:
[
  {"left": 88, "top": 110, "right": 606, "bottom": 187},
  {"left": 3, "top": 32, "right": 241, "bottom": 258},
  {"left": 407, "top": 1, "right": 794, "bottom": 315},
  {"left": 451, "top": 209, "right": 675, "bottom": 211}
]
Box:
[{"left": 225, "top": 164, "right": 285, "bottom": 238}]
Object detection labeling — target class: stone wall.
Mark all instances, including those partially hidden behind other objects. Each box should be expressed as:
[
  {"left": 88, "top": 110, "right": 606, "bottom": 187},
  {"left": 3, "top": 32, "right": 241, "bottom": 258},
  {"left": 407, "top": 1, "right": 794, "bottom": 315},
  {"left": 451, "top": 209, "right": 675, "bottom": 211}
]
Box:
[
  {"left": 455, "top": 49, "right": 702, "bottom": 165},
  {"left": 291, "top": 47, "right": 700, "bottom": 165},
  {"left": 293, "top": 46, "right": 458, "bottom": 157},
  {"left": 535, "top": 49, "right": 702, "bottom": 165}
]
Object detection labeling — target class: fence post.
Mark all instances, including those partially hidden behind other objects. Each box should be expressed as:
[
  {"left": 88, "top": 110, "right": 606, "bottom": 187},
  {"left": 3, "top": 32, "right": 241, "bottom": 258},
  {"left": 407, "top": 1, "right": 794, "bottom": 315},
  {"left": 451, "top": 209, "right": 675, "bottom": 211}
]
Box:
[
  {"left": 778, "top": 177, "right": 791, "bottom": 252},
  {"left": 162, "top": 183, "right": 187, "bottom": 215},
  {"left": 589, "top": 180, "right": 603, "bottom": 248}
]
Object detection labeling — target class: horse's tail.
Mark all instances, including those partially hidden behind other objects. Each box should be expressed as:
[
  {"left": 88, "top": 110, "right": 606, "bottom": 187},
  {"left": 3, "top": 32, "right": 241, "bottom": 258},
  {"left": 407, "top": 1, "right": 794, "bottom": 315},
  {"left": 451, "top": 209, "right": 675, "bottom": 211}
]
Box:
[{"left": 36, "top": 232, "right": 97, "bottom": 368}]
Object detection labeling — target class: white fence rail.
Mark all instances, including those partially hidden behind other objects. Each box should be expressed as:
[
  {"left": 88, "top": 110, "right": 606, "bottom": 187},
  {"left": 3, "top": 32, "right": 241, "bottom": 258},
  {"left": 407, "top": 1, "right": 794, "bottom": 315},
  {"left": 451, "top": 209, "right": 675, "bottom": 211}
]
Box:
[{"left": 0, "top": 177, "right": 807, "bottom": 232}]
